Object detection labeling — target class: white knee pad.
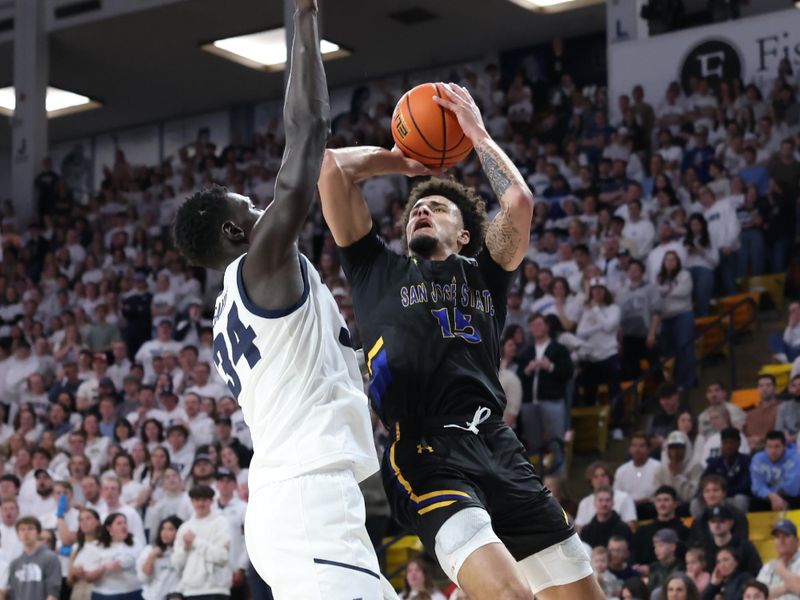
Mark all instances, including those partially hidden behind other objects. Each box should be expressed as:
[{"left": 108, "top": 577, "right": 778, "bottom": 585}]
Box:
[
  {"left": 434, "top": 507, "right": 502, "bottom": 586},
  {"left": 517, "top": 534, "right": 593, "bottom": 594}
]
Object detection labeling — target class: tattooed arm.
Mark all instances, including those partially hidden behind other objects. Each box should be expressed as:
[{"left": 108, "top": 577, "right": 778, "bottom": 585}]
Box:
[{"left": 434, "top": 84, "right": 534, "bottom": 271}]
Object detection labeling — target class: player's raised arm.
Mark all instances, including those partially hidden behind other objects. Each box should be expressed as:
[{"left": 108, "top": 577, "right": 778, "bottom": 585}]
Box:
[
  {"left": 318, "top": 146, "right": 432, "bottom": 246},
  {"left": 243, "top": 0, "right": 329, "bottom": 283},
  {"left": 434, "top": 83, "right": 534, "bottom": 271}
]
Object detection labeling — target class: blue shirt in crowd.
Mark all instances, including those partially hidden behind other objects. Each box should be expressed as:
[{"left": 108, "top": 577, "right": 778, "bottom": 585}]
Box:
[{"left": 750, "top": 448, "right": 800, "bottom": 499}]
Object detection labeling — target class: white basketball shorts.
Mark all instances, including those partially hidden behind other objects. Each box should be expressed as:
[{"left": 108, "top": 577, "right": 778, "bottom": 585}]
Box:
[{"left": 246, "top": 469, "right": 388, "bottom": 600}]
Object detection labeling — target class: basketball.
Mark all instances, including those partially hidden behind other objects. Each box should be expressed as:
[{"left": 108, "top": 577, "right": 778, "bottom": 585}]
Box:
[{"left": 391, "top": 82, "right": 474, "bottom": 169}]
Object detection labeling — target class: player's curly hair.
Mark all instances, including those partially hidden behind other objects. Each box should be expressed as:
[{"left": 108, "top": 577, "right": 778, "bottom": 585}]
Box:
[
  {"left": 172, "top": 185, "right": 232, "bottom": 267},
  {"left": 401, "top": 177, "right": 487, "bottom": 257}
]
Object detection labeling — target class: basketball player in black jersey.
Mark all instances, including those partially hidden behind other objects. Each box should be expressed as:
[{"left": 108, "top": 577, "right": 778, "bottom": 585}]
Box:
[{"left": 319, "top": 84, "right": 603, "bottom": 599}]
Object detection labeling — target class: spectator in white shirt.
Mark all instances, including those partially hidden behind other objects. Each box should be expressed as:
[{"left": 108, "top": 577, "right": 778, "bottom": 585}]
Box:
[
  {"left": 137, "top": 516, "right": 182, "bottom": 600},
  {"left": 126, "top": 387, "right": 167, "bottom": 430},
  {"left": 699, "top": 405, "right": 750, "bottom": 466},
  {"left": 771, "top": 301, "right": 800, "bottom": 363},
  {"left": 82, "top": 414, "right": 110, "bottom": 473},
  {"left": 111, "top": 454, "right": 144, "bottom": 509},
  {"left": 576, "top": 277, "right": 623, "bottom": 437},
  {"left": 80, "top": 475, "right": 106, "bottom": 514},
  {"left": 184, "top": 363, "right": 228, "bottom": 401},
  {"left": 655, "top": 83, "right": 686, "bottom": 137},
  {"left": 622, "top": 198, "right": 655, "bottom": 258},
  {"left": 647, "top": 222, "right": 688, "bottom": 284},
  {"left": 697, "top": 382, "right": 747, "bottom": 437},
  {"left": 0, "top": 498, "right": 22, "bottom": 562},
  {"left": 106, "top": 341, "right": 131, "bottom": 391},
  {"left": 67, "top": 508, "right": 103, "bottom": 600},
  {"left": 182, "top": 393, "right": 214, "bottom": 447},
  {"left": 657, "top": 251, "right": 696, "bottom": 390},
  {"left": 134, "top": 322, "right": 182, "bottom": 383},
  {"left": 575, "top": 462, "right": 638, "bottom": 533},
  {"left": 684, "top": 213, "right": 719, "bottom": 316},
  {"left": 656, "top": 129, "right": 684, "bottom": 168},
  {"left": 143, "top": 468, "right": 193, "bottom": 542},
  {"left": 756, "top": 518, "right": 800, "bottom": 599},
  {"left": 214, "top": 469, "right": 248, "bottom": 589},
  {"left": 98, "top": 477, "right": 145, "bottom": 548},
  {"left": 614, "top": 432, "right": 661, "bottom": 519},
  {"left": 86, "top": 513, "right": 143, "bottom": 600},
  {"left": 165, "top": 426, "right": 196, "bottom": 480},
  {"left": 24, "top": 469, "right": 57, "bottom": 528},
  {"left": 172, "top": 486, "right": 232, "bottom": 599},
  {"left": 137, "top": 418, "right": 163, "bottom": 455},
  {"left": 697, "top": 185, "right": 740, "bottom": 296},
  {"left": 4, "top": 342, "right": 40, "bottom": 404}
]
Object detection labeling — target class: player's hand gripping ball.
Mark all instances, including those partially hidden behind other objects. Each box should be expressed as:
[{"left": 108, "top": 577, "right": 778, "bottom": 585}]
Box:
[{"left": 392, "top": 82, "right": 474, "bottom": 169}]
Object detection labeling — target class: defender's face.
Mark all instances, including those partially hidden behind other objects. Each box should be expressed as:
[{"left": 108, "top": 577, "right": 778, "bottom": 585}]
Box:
[
  {"left": 223, "top": 193, "right": 262, "bottom": 242},
  {"left": 406, "top": 196, "right": 468, "bottom": 255}
]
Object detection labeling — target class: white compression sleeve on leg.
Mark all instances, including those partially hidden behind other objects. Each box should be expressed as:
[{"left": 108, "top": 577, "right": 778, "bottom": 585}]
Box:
[{"left": 434, "top": 506, "right": 502, "bottom": 586}]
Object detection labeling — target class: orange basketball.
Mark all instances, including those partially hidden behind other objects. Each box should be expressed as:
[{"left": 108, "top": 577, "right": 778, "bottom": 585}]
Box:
[{"left": 391, "top": 82, "right": 473, "bottom": 169}]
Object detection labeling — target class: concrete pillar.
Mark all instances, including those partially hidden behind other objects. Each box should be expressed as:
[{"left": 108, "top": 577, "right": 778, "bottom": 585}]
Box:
[{"left": 11, "top": 0, "right": 48, "bottom": 227}]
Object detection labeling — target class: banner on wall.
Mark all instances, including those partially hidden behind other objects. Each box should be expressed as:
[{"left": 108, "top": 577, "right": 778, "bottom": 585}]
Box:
[{"left": 608, "top": 8, "right": 800, "bottom": 119}]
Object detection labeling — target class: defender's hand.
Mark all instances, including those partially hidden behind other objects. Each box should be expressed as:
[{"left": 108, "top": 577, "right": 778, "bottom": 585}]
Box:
[{"left": 433, "top": 83, "right": 488, "bottom": 142}]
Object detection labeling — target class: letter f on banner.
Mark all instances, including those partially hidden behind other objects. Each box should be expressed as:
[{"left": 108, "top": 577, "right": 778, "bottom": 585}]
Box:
[{"left": 695, "top": 51, "right": 725, "bottom": 78}]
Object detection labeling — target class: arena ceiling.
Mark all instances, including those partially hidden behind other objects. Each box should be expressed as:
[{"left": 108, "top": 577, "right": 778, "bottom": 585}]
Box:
[{"left": 0, "top": 0, "right": 606, "bottom": 149}]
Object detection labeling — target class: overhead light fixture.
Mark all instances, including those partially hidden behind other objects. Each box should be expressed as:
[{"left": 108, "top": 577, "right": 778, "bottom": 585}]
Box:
[
  {"left": 506, "top": 0, "right": 603, "bottom": 13},
  {"left": 202, "top": 28, "right": 349, "bottom": 72},
  {"left": 0, "top": 86, "right": 101, "bottom": 118}
]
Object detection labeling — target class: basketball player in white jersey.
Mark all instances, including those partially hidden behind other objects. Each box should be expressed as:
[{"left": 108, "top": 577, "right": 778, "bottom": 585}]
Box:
[{"left": 172, "top": 1, "right": 396, "bottom": 597}]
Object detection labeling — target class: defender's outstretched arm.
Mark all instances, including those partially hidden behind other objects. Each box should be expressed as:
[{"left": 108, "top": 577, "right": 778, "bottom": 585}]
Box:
[{"left": 243, "top": 0, "right": 330, "bottom": 305}]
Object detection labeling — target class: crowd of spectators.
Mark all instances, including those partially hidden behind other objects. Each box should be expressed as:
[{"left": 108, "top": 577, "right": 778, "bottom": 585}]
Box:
[{"left": 0, "top": 32, "right": 798, "bottom": 600}]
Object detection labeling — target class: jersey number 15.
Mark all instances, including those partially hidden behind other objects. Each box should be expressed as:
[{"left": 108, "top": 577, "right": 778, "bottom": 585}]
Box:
[{"left": 213, "top": 303, "right": 261, "bottom": 398}]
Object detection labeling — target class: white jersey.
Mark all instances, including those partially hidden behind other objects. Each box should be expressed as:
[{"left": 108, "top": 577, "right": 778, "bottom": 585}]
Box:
[{"left": 212, "top": 254, "right": 379, "bottom": 492}]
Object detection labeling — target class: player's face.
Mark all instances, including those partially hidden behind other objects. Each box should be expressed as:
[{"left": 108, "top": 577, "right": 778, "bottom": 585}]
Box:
[{"left": 406, "top": 196, "right": 468, "bottom": 257}]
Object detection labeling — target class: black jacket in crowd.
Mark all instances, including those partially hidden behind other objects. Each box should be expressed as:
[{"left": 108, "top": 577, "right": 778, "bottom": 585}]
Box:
[
  {"left": 580, "top": 511, "right": 632, "bottom": 549},
  {"left": 632, "top": 515, "right": 691, "bottom": 565},
  {"left": 695, "top": 535, "right": 762, "bottom": 577},
  {"left": 687, "top": 501, "right": 749, "bottom": 549},
  {"left": 516, "top": 339, "right": 573, "bottom": 404},
  {"left": 702, "top": 453, "right": 752, "bottom": 499}
]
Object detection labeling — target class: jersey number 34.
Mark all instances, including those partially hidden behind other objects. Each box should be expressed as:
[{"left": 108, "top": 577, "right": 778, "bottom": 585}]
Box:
[{"left": 213, "top": 303, "right": 261, "bottom": 398}]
